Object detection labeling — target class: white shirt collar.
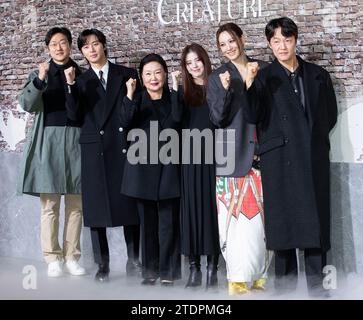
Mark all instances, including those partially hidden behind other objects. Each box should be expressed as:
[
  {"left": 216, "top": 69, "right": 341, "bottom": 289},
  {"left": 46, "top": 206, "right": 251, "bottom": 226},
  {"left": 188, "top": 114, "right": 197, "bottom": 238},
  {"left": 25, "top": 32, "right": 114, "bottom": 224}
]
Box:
[{"left": 91, "top": 61, "right": 109, "bottom": 84}]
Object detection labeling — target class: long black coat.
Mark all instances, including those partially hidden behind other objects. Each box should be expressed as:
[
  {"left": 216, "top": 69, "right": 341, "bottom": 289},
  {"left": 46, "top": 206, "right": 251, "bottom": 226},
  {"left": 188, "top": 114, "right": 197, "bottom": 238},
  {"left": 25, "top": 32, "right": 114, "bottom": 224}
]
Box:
[
  {"left": 120, "top": 90, "right": 180, "bottom": 201},
  {"left": 66, "top": 62, "right": 139, "bottom": 227},
  {"left": 207, "top": 59, "right": 267, "bottom": 177},
  {"left": 244, "top": 57, "right": 338, "bottom": 252}
]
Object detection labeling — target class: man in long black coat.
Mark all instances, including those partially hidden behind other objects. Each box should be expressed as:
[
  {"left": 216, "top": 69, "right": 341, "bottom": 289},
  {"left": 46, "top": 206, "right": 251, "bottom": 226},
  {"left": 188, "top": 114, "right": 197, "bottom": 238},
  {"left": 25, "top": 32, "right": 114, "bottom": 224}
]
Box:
[
  {"left": 64, "top": 29, "right": 141, "bottom": 282},
  {"left": 244, "top": 17, "right": 337, "bottom": 296}
]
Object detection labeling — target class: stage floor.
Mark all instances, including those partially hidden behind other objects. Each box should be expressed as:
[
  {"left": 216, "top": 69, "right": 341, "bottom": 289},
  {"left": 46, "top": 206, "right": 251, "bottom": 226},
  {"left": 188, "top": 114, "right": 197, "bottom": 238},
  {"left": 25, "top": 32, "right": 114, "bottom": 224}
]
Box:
[{"left": 0, "top": 257, "right": 361, "bottom": 300}]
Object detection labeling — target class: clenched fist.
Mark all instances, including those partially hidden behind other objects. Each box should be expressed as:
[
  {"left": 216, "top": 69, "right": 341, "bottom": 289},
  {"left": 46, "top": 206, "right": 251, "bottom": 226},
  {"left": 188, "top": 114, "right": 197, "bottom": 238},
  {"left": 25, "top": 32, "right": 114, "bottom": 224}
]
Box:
[
  {"left": 38, "top": 62, "right": 50, "bottom": 81},
  {"left": 245, "top": 62, "right": 259, "bottom": 89},
  {"left": 219, "top": 71, "right": 231, "bottom": 90},
  {"left": 171, "top": 70, "right": 182, "bottom": 91},
  {"left": 64, "top": 66, "right": 76, "bottom": 85},
  {"left": 126, "top": 78, "right": 137, "bottom": 100}
]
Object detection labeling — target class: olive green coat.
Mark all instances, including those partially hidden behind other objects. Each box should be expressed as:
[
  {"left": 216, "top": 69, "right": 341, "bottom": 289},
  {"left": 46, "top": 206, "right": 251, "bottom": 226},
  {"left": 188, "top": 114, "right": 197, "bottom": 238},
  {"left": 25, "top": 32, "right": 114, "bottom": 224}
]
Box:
[{"left": 17, "top": 69, "right": 82, "bottom": 196}]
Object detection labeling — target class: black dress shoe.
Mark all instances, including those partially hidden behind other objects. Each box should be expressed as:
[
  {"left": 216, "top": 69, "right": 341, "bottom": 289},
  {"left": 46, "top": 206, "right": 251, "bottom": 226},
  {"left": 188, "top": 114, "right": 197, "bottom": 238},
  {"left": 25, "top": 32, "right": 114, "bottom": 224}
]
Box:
[
  {"left": 95, "top": 263, "right": 110, "bottom": 282},
  {"left": 141, "top": 278, "right": 156, "bottom": 285},
  {"left": 126, "top": 259, "right": 142, "bottom": 277}
]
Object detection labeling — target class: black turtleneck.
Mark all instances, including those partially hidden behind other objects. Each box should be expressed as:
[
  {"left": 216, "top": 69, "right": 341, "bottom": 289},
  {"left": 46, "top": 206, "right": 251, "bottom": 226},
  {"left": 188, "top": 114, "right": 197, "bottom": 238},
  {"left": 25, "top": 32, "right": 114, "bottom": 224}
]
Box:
[{"left": 34, "top": 59, "right": 82, "bottom": 127}]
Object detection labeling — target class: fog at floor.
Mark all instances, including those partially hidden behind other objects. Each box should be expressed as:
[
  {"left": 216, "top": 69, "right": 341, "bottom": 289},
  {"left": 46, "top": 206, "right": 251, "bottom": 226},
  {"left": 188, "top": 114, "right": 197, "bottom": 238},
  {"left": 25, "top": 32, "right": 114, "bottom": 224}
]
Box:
[{"left": 1, "top": 257, "right": 362, "bottom": 300}]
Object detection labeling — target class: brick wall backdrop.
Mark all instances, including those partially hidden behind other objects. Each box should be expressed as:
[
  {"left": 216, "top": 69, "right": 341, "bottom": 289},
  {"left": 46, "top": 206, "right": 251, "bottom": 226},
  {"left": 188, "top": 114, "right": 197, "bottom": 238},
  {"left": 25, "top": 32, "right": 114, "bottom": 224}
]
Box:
[{"left": 0, "top": 0, "right": 362, "bottom": 152}]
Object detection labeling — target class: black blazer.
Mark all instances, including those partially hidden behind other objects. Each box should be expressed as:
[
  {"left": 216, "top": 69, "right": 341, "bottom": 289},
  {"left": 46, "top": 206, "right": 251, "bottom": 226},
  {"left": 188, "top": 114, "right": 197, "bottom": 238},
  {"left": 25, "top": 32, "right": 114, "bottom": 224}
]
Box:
[
  {"left": 120, "top": 89, "right": 180, "bottom": 201},
  {"left": 207, "top": 58, "right": 268, "bottom": 177},
  {"left": 66, "top": 61, "right": 140, "bottom": 227}
]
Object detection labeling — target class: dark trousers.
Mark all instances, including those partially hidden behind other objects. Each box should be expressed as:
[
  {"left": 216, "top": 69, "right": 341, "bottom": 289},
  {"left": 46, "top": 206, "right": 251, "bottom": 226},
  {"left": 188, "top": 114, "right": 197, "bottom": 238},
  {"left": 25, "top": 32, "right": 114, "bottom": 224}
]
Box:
[
  {"left": 274, "top": 248, "right": 327, "bottom": 291},
  {"left": 137, "top": 198, "right": 181, "bottom": 281},
  {"left": 90, "top": 225, "right": 140, "bottom": 265}
]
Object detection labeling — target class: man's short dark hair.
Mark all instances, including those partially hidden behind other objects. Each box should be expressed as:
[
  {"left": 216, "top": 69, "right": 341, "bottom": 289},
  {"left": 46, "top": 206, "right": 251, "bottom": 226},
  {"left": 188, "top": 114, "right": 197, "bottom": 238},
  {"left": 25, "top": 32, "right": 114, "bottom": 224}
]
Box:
[
  {"left": 45, "top": 27, "right": 72, "bottom": 46},
  {"left": 77, "top": 29, "right": 107, "bottom": 57},
  {"left": 265, "top": 17, "right": 298, "bottom": 42}
]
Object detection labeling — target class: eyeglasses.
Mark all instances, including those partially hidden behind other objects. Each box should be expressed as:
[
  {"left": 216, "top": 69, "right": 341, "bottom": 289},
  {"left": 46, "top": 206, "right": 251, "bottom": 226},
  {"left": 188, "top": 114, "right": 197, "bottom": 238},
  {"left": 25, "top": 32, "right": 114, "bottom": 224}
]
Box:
[
  {"left": 49, "top": 40, "right": 69, "bottom": 49},
  {"left": 270, "top": 37, "right": 295, "bottom": 48}
]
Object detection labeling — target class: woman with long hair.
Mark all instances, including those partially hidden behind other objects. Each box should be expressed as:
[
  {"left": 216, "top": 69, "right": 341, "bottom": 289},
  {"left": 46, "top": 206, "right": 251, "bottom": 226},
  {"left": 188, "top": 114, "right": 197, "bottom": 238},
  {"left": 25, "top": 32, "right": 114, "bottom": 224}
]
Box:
[
  {"left": 207, "top": 23, "right": 271, "bottom": 295},
  {"left": 171, "top": 43, "right": 220, "bottom": 289}
]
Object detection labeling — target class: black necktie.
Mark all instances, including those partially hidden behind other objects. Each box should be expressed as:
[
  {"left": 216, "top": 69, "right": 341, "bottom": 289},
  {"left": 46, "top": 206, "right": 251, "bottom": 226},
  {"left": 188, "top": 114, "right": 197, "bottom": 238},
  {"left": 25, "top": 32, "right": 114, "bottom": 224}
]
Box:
[{"left": 99, "top": 70, "right": 106, "bottom": 90}]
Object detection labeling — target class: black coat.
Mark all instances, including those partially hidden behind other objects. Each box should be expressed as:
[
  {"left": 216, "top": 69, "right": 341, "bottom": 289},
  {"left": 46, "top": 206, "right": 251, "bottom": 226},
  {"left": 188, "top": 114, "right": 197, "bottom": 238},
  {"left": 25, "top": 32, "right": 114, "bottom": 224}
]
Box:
[
  {"left": 207, "top": 59, "right": 267, "bottom": 177},
  {"left": 66, "top": 62, "right": 139, "bottom": 227},
  {"left": 244, "top": 57, "right": 338, "bottom": 251},
  {"left": 120, "top": 90, "right": 180, "bottom": 201}
]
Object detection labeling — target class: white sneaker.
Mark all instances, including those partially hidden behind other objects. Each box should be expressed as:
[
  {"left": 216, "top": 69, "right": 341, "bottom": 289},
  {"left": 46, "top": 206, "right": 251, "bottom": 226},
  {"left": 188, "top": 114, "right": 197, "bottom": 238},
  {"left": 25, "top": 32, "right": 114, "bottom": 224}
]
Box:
[
  {"left": 64, "top": 260, "right": 86, "bottom": 276},
  {"left": 47, "top": 261, "right": 63, "bottom": 277}
]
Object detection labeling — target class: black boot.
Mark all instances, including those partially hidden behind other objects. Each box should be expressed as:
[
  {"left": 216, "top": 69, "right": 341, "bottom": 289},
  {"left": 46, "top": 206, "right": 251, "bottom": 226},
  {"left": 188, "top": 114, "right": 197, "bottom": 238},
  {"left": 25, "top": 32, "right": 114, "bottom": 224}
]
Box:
[
  {"left": 206, "top": 255, "right": 218, "bottom": 289},
  {"left": 126, "top": 259, "right": 142, "bottom": 277},
  {"left": 186, "top": 255, "right": 202, "bottom": 288},
  {"left": 95, "top": 262, "right": 110, "bottom": 282}
]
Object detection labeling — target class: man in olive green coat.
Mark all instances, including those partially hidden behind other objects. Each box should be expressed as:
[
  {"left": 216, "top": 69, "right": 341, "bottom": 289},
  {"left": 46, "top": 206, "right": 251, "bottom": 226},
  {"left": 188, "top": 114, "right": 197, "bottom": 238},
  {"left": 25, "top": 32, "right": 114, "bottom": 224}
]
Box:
[{"left": 18, "top": 27, "right": 86, "bottom": 278}]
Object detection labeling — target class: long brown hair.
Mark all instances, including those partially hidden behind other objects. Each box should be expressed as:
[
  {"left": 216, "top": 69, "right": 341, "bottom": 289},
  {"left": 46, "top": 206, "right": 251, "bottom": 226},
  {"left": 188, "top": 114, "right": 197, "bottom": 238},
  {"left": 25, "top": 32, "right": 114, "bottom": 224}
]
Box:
[
  {"left": 181, "top": 43, "right": 212, "bottom": 107},
  {"left": 216, "top": 22, "right": 244, "bottom": 58}
]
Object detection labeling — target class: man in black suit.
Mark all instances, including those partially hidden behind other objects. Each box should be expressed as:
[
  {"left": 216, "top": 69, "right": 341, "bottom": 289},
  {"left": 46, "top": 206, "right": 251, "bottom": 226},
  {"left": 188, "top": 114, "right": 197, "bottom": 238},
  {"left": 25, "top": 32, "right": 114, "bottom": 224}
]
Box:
[
  {"left": 64, "top": 29, "right": 141, "bottom": 282},
  {"left": 244, "top": 17, "right": 337, "bottom": 297}
]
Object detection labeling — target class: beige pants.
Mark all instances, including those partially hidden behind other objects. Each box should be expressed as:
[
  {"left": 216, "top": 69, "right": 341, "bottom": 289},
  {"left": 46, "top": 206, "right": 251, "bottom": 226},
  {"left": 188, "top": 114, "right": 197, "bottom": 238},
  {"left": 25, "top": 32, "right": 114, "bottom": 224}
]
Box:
[{"left": 40, "top": 194, "right": 82, "bottom": 263}]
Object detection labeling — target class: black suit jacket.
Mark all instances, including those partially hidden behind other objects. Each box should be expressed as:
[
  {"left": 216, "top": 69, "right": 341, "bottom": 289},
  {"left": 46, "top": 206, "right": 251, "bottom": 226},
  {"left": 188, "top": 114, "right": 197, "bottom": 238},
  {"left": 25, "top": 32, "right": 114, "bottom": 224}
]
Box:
[{"left": 207, "top": 58, "right": 268, "bottom": 177}]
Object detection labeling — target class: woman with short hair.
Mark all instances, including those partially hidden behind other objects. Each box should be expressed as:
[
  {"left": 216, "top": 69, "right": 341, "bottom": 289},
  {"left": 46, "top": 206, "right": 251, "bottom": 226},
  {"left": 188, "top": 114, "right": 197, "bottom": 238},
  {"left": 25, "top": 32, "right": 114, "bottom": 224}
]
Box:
[{"left": 121, "top": 53, "right": 181, "bottom": 286}]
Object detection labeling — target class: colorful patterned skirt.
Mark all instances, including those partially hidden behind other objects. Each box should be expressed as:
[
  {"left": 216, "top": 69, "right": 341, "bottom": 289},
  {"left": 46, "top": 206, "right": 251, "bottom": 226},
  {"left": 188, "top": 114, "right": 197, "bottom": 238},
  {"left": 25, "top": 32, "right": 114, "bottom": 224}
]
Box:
[{"left": 216, "top": 168, "right": 270, "bottom": 282}]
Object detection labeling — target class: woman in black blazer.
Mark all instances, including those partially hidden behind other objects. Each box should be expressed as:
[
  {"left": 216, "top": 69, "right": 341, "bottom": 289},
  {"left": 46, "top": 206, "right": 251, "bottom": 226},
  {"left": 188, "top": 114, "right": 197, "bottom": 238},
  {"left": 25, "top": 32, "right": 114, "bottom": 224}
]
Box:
[
  {"left": 120, "top": 54, "right": 181, "bottom": 286},
  {"left": 207, "top": 23, "right": 270, "bottom": 295}
]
